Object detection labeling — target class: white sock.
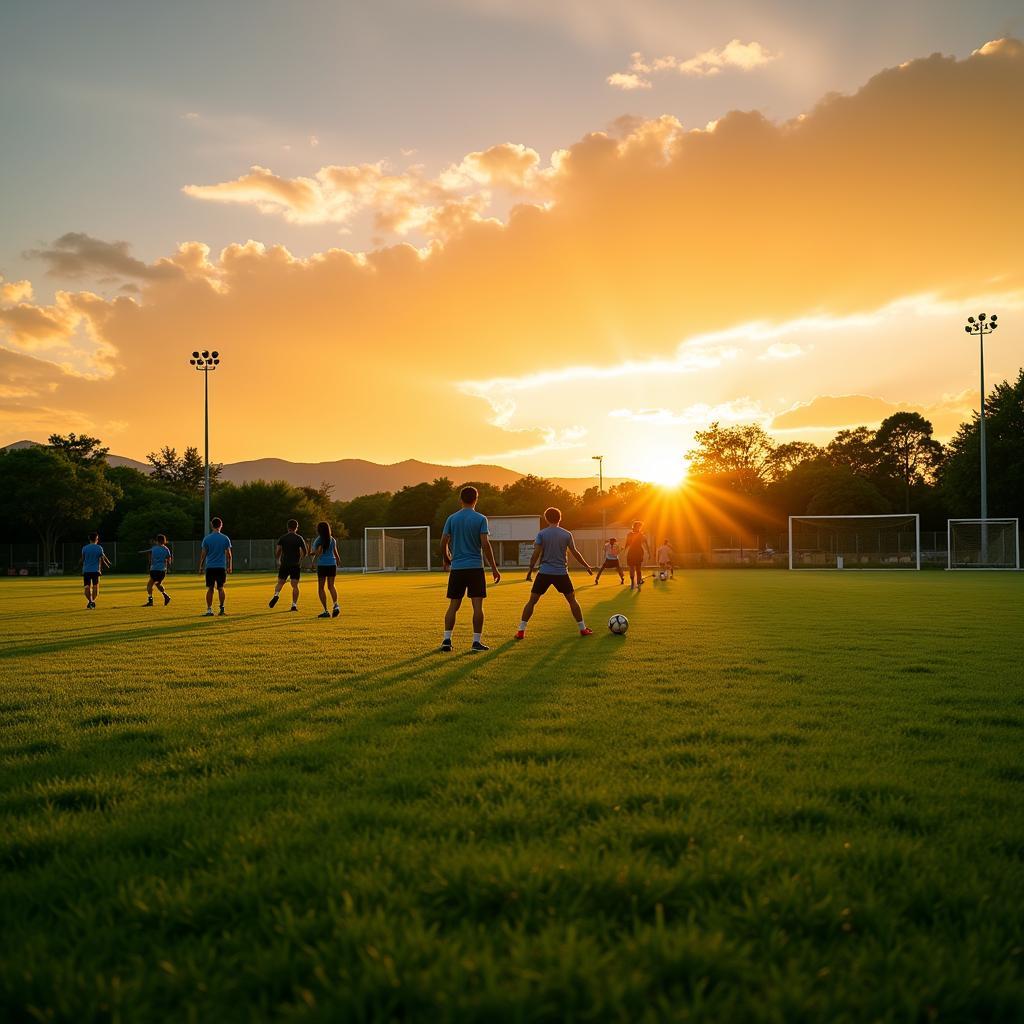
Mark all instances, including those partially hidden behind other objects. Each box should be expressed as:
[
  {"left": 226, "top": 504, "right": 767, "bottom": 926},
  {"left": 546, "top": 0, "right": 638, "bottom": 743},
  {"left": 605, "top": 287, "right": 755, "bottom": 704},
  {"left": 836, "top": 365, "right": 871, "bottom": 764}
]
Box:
[
  {"left": 443, "top": 630, "right": 453, "bottom": 641},
  {"left": 291, "top": 602, "right": 298, "bottom": 609},
  {"left": 333, "top": 601, "right": 339, "bottom": 609},
  {"left": 473, "top": 633, "right": 482, "bottom": 643},
  {"left": 578, "top": 619, "right": 586, "bottom": 631},
  {"left": 518, "top": 620, "right": 527, "bottom": 631}
]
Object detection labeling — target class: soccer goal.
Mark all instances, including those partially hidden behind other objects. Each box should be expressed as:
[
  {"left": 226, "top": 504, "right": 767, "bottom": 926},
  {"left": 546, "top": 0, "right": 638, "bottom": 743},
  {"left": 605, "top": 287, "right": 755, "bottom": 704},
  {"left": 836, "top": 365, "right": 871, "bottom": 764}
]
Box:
[
  {"left": 363, "top": 526, "right": 431, "bottom": 572},
  {"left": 947, "top": 519, "right": 1020, "bottom": 570},
  {"left": 788, "top": 515, "right": 920, "bottom": 570}
]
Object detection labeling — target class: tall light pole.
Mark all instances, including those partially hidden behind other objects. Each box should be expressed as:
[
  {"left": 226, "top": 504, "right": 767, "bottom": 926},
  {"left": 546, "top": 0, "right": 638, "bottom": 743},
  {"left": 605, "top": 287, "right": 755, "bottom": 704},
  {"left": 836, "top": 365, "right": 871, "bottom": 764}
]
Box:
[
  {"left": 592, "top": 455, "right": 606, "bottom": 543},
  {"left": 965, "top": 314, "right": 997, "bottom": 562},
  {"left": 189, "top": 349, "right": 220, "bottom": 532}
]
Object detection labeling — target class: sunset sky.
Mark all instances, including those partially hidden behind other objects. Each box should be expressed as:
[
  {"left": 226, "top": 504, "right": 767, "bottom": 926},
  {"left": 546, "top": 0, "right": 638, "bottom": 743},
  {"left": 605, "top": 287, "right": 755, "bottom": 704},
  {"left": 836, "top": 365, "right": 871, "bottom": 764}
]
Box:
[{"left": 1, "top": 1, "right": 1022, "bottom": 485}]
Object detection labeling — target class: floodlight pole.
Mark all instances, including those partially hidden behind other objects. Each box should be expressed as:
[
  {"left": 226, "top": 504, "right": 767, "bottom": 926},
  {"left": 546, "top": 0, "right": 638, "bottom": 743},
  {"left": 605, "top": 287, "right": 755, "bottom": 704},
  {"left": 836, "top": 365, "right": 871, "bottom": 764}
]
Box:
[
  {"left": 593, "top": 455, "right": 606, "bottom": 541},
  {"left": 189, "top": 349, "right": 221, "bottom": 532},
  {"left": 964, "top": 314, "right": 998, "bottom": 560}
]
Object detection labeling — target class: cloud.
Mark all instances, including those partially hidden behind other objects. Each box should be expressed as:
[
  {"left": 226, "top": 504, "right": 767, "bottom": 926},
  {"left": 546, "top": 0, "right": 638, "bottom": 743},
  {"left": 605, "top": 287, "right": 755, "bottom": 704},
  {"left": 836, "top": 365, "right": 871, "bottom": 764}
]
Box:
[
  {"left": 1, "top": 277, "right": 33, "bottom": 303},
  {"left": 610, "top": 400, "right": 766, "bottom": 426},
  {"left": 24, "top": 232, "right": 183, "bottom": 282},
  {"left": 771, "top": 392, "right": 977, "bottom": 438},
  {"left": 609, "top": 40, "right": 779, "bottom": 89}
]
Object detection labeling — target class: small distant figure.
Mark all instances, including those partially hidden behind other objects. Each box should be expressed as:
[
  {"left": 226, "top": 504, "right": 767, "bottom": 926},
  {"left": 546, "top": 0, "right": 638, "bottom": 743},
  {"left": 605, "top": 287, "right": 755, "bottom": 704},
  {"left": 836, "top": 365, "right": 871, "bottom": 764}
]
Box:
[
  {"left": 516, "top": 507, "right": 594, "bottom": 640},
  {"left": 270, "top": 519, "right": 307, "bottom": 611},
  {"left": 624, "top": 521, "right": 649, "bottom": 590},
  {"left": 78, "top": 531, "right": 110, "bottom": 609},
  {"left": 439, "top": 486, "right": 501, "bottom": 652},
  {"left": 199, "top": 517, "right": 232, "bottom": 616},
  {"left": 656, "top": 539, "right": 675, "bottom": 579},
  {"left": 310, "top": 521, "right": 341, "bottom": 619},
  {"left": 144, "top": 534, "right": 173, "bottom": 606},
  {"left": 594, "top": 537, "right": 625, "bottom": 586}
]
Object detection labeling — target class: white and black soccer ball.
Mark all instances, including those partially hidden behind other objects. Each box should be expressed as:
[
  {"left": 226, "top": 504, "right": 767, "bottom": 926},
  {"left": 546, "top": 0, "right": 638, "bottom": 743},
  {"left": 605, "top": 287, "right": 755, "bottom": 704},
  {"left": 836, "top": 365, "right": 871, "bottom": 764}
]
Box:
[
  {"left": 659, "top": 571, "right": 668, "bottom": 581},
  {"left": 608, "top": 613, "right": 628, "bottom": 635}
]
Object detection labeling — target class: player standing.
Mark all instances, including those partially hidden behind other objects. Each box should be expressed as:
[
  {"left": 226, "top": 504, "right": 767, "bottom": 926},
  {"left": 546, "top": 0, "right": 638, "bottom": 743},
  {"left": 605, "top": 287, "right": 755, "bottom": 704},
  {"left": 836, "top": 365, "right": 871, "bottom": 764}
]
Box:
[
  {"left": 198, "top": 517, "right": 232, "bottom": 616},
  {"left": 439, "top": 486, "right": 501, "bottom": 652},
  {"left": 78, "top": 531, "right": 110, "bottom": 609},
  {"left": 310, "top": 521, "right": 341, "bottom": 619},
  {"left": 624, "top": 521, "right": 648, "bottom": 590},
  {"left": 269, "top": 519, "right": 307, "bottom": 611},
  {"left": 657, "top": 539, "right": 675, "bottom": 579},
  {"left": 144, "top": 534, "right": 173, "bottom": 606},
  {"left": 593, "top": 536, "right": 625, "bottom": 585},
  {"left": 516, "top": 507, "right": 593, "bottom": 639}
]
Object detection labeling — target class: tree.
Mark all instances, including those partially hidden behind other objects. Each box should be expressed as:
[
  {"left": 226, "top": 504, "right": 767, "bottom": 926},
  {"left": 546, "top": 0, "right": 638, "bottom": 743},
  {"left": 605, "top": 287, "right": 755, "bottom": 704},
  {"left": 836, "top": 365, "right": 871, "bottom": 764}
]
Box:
[
  {"left": 501, "top": 475, "right": 580, "bottom": 520},
  {"left": 805, "top": 468, "right": 890, "bottom": 516},
  {"left": 432, "top": 481, "right": 505, "bottom": 535},
  {"left": 146, "top": 446, "right": 222, "bottom": 496},
  {"left": 99, "top": 465, "right": 201, "bottom": 540},
  {"left": 116, "top": 504, "right": 195, "bottom": 571},
  {"left": 386, "top": 478, "right": 454, "bottom": 527},
  {"left": 769, "top": 441, "right": 821, "bottom": 479},
  {"left": 0, "top": 447, "right": 120, "bottom": 566},
  {"left": 336, "top": 492, "right": 392, "bottom": 536},
  {"left": 874, "top": 412, "right": 944, "bottom": 513},
  {"left": 941, "top": 370, "right": 1024, "bottom": 517},
  {"left": 686, "top": 422, "right": 777, "bottom": 494},
  {"left": 211, "top": 480, "right": 333, "bottom": 537},
  {"left": 824, "top": 427, "right": 880, "bottom": 477},
  {"left": 47, "top": 432, "right": 109, "bottom": 466}
]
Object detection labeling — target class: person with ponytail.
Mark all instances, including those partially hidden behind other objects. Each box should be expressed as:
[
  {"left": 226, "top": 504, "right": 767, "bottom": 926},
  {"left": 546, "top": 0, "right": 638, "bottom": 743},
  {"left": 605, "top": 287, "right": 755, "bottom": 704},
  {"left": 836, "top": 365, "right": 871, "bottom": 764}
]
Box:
[{"left": 310, "top": 521, "right": 340, "bottom": 618}]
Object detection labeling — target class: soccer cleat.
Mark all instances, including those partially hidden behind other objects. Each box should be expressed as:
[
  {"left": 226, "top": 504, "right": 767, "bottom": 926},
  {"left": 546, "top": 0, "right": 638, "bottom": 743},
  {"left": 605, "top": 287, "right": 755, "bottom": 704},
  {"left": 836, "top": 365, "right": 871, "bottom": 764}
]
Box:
[
  {"left": 470, "top": 640, "right": 490, "bottom": 652},
  {"left": 218, "top": 607, "right": 227, "bottom": 616},
  {"left": 143, "top": 598, "right": 154, "bottom": 606},
  {"left": 514, "top": 630, "right": 525, "bottom": 640},
  {"left": 318, "top": 611, "right": 331, "bottom": 618},
  {"left": 203, "top": 609, "right": 214, "bottom": 616},
  {"left": 289, "top": 605, "right": 298, "bottom": 612},
  {"left": 579, "top": 627, "right": 594, "bottom": 636},
  {"left": 269, "top": 594, "right": 279, "bottom": 608},
  {"left": 439, "top": 639, "right": 453, "bottom": 652},
  {"left": 163, "top": 593, "right": 171, "bottom": 605},
  {"left": 332, "top": 605, "right": 340, "bottom": 618}
]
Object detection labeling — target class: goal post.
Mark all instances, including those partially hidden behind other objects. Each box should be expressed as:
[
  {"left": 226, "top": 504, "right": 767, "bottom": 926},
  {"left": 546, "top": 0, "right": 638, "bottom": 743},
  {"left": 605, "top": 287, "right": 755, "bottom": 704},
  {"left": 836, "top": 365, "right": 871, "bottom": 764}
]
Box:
[
  {"left": 947, "top": 519, "right": 1020, "bottom": 570},
  {"left": 363, "top": 526, "right": 431, "bottom": 573},
  {"left": 788, "top": 514, "right": 921, "bottom": 570}
]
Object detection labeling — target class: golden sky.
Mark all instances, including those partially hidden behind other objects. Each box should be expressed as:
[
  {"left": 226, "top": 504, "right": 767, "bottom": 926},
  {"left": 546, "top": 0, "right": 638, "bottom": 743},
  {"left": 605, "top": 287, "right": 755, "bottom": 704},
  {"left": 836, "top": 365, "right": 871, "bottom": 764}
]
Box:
[{"left": 1, "top": 35, "right": 1022, "bottom": 483}]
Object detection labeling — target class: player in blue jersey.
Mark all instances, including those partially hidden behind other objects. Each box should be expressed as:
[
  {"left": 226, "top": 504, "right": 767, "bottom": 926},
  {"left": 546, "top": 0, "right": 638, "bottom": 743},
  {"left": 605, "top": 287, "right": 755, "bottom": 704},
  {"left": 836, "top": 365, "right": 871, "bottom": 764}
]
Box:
[
  {"left": 310, "top": 521, "right": 341, "bottom": 618},
  {"left": 439, "top": 486, "right": 501, "bottom": 652},
  {"left": 78, "top": 531, "right": 111, "bottom": 609},
  {"left": 143, "top": 534, "right": 173, "bottom": 606},
  {"left": 198, "top": 517, "right": 232, "bottom": 616}
]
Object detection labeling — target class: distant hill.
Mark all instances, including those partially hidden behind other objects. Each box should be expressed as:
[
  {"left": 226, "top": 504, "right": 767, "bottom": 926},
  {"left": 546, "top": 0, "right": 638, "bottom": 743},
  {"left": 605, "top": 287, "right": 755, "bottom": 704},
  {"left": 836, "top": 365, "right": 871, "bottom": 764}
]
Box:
[
  {"left": 1, "top": 439, "right": 151, "bottom": 473},
  {"left": 1, "top": 442, "right": 627, "bottom": 499}
]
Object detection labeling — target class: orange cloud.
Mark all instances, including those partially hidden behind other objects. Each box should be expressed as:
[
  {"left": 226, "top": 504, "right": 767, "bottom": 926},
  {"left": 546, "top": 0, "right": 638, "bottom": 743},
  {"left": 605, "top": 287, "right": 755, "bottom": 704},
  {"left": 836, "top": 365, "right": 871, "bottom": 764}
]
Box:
[{"left": 609, "top": 40, "right": 779, "bottom": 89}]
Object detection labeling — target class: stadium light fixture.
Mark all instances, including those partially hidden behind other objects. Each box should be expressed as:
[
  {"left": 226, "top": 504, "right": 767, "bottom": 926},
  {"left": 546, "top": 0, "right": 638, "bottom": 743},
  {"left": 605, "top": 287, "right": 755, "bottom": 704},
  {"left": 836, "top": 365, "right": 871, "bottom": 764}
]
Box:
[
  {"left": 190, "top": 348, "right": 221, "bottom": 534},
  {"left": 964, "top": 313, "right": 999, "bottom": 558}
]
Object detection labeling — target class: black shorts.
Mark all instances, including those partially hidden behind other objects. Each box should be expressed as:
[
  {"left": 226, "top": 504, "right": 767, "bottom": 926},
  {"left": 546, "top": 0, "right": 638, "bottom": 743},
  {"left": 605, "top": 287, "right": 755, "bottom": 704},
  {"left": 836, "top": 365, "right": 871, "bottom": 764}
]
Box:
[
  {"left": 149, "top": 570, "right": 166, "bottom": 582},
  {"left": 626, "top": 554, "right": 644, "bottom": 568},
  {"left": 531, "top": 573, "right": 574, "bottom": 596},
  {"left": 601, "top": 559, "right": 621, "bottom": 570},
  {"left": 317, "top": 565, "right": 337, "bottom": 580},
  {"left": 83, "top": 572, "right": 100, "bottom": 585},
  {"left": 447, "top": 567, "right": 486, "bottom": 599},
  {"left": 278, "top": 565, "right": 301, "bottom": 581},
  {"left": 205, "top": 568, "right": 227, "bottom": 588}
]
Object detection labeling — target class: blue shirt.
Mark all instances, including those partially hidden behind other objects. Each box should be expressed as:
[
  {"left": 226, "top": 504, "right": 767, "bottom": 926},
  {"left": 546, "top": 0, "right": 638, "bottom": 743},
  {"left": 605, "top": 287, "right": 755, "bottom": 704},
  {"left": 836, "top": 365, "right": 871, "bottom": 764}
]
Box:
[
  {"left": 312, "top": 536, "right": 337, "bottom": 566},
  {"left": 201, "top": 532, "right": 232, "bottom": 568},
  {"left": 150, "top": 544, "right": 171, "bottom": 570},
  {"left": 443, "top": 507, "right": 488, "bottom": 570},
  {"left": 82, "top": 543, "right": 104, "bottom": 574},
  {"left": 536, "top": 525, "right": 574, "bottom": 575}
]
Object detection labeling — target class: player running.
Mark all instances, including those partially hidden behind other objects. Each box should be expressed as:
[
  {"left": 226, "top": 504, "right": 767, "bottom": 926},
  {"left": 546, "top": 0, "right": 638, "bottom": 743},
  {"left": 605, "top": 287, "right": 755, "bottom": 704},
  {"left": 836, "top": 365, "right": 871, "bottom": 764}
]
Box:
[
  {"left": 593, "top": 536, "right": 625, "bottom": 585},
  {"left": 310, "top": 521, "right": 341, "bottom": 619},
  {"left": 439, "top": 486, "right": 501, "bottom": 652},
  {"left": 269, "top": 519, "right": 307, "bottom": 611},
  {"left": 657, "top": 539, "right": 675, "bottom": 579},
  {"left": 516, "top": 507, "right": 594, "bottom": 639},
  {"left": 144, "top": 534, "right": 173, "bottom": 606},
  {"left": 198, "top": 517, "right": 232, "bottom": 616},
  {"left": 78, "top": 531, "right": 110, "bottom": 609},
  {"left": 624, "top": 521, "right": 648, "bottom": 590}
]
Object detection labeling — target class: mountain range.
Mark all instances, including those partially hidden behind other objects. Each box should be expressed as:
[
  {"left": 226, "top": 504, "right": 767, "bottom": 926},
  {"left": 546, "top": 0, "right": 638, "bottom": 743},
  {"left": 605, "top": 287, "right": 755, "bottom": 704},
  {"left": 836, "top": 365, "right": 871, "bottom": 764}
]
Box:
[{"left": 1, "top": 441, "right": 627, "bottom": 500}]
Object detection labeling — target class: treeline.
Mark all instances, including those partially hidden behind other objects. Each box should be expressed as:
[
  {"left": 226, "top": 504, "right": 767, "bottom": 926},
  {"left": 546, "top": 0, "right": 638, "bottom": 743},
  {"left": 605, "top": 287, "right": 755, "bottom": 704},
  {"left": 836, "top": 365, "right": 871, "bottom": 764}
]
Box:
[{"left": 1, "top": 370, "right": 1021, "bottom": 563}]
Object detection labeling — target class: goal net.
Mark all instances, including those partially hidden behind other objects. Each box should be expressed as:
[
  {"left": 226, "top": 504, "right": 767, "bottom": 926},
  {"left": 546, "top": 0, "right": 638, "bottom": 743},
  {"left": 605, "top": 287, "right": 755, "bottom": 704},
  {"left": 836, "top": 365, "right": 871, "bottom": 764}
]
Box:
[
  {"left": 363, "top": 526, "right": 431, "bottom": 572},
  {"left": 947, "top": 519, "right": 1020, "bottom": 570},
  {"left": 789, "top": 515, "right": 920, "bottom": 570}
]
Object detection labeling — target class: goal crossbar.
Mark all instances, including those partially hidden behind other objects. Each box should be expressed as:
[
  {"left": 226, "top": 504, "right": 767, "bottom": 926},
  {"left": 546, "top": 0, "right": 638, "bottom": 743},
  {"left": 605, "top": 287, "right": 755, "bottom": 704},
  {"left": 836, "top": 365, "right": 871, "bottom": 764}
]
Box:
[{"left": 788, "top": 514, "right": 921, "bottom": 570}]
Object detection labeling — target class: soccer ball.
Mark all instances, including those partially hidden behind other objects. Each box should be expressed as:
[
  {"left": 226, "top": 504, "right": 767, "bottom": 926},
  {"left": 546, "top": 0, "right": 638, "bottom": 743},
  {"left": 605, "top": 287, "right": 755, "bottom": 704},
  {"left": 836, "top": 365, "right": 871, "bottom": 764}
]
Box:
[
  {"left": 608, "top": 613, "right": 628, "bottom": 635},
  {"left": 659, "top": 571, "right": 668, "bottom": 581}
]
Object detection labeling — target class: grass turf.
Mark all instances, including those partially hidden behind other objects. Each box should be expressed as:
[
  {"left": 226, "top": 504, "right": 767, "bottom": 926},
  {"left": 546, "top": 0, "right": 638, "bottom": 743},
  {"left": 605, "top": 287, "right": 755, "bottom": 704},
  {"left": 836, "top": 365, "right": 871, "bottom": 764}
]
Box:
[{"left": 0, "top": 570, "right": 1022, "bottom": 1022}]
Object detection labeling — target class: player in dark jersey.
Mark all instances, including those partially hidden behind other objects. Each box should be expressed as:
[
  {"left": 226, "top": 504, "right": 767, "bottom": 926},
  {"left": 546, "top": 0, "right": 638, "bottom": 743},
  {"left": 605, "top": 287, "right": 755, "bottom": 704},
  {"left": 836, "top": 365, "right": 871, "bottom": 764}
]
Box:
[
  {"left": 624, "top": 521, "right": 649, "bottom": 590},
  {"left": 269, "top": 519, "right": 307, "bottom": 611}
]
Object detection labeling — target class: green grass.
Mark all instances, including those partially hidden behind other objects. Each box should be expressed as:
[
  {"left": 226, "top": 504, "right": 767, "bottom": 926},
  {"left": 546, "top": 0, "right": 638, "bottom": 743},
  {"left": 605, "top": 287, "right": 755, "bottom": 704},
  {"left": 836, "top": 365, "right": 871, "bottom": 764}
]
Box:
[{"left": 1, "top": 570, "right": 1022, "bottom": 1022}]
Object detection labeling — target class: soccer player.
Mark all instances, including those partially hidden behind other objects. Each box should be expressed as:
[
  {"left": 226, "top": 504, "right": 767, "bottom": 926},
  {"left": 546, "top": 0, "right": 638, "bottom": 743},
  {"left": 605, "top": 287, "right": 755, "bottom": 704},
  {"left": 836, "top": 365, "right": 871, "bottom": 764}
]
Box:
[
  {"left": 516, "top": 507, "right": 594, "bottom": 640},
  {"left": 593, "top": 536, "right": 625, "bottom": 585},
  {"left": 624, "top": 521, "right": 648, "bottom": 590},
  {"left": 198, "top": 517, "right": 232, "bottom": 616},
  {"left": 144, "top": 534, "right": 173, "bottom": 606},
  {"left": 657, "top": 539, "right": 675, "bottom": 579},
  {"left": 310, "top": 521, "right": 341, "bottom": 619},
  {"left": 270, "top": 519, "right": 307, "bottom": 611},
  {"left": 78, "top": 531, "right": 110, "bottom": 609},
  {"left": 439, "top": 485, "right": 501, "bottom": 652}
]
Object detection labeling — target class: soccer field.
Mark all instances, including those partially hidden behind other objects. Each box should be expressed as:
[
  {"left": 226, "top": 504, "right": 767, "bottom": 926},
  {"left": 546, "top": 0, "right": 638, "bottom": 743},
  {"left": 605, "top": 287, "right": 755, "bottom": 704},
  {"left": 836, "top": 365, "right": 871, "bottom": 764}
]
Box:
[{"left": 1, "top": 571, "right": 1022, "bottom": 1022}]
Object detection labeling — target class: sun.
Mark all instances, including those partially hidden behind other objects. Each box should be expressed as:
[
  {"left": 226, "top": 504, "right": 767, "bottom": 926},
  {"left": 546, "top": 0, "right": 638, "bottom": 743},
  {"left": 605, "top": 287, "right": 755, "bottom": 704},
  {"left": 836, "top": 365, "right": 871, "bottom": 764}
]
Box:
[{"left": 636, "top": 454, "right": 689, "bottom": 488}]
